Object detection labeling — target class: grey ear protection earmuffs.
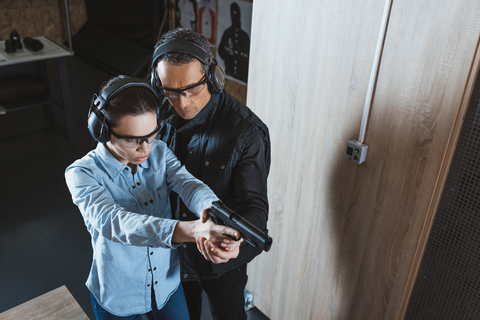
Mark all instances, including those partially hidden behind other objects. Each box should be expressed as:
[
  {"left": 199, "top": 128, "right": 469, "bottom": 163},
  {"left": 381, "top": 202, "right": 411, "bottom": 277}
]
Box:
[
  {"left": 150, "top": 39, "right": 226, "bottom": 95},
  {"left": 87, "top": 77, "right": 161, "bottom": 143}
]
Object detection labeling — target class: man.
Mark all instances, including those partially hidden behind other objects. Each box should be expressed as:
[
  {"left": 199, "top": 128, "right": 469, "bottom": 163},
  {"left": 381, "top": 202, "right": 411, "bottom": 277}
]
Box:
[{"left": 150, "top": 28, "right": 270, "bottom": 320}]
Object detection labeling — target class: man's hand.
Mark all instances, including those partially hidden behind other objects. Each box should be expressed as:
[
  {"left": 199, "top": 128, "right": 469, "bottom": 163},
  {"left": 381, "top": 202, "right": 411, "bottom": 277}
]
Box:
[{"left": 196, "top": 236, "right": 243, "bottom": 264}]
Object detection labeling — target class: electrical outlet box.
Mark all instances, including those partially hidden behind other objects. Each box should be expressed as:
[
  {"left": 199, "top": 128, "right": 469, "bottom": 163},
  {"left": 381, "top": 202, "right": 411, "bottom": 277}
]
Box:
[{"left": 345, "top": 140, "right": 368, "bottom": 164}]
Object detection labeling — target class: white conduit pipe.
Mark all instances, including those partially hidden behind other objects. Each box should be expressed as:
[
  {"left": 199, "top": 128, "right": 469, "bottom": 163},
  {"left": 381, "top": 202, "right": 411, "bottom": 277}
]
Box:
[{"left": 359, "top": 0, "right": 393, "bottom": 143}]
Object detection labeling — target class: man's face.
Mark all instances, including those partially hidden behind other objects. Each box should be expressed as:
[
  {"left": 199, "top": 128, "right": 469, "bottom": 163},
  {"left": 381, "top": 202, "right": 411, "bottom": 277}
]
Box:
[{"left": 156, "top": 60, "right": 211, "bottom": 120}]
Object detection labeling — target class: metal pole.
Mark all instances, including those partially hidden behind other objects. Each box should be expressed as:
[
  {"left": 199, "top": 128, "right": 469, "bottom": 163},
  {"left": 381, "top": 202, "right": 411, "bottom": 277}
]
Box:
[{"left": 63, "top": 0, "right": 73, "bottom": 52}]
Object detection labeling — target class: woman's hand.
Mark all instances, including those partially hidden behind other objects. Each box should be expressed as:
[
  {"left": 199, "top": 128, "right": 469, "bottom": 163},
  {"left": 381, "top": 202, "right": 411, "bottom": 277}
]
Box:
[
  {"left": 172, "top": 207, "right": 240, "bottom": 246},
  {"left": 196, "top": 236, "right": 243, "bottom": 264},
  {"left": 190, "top": 215, "right": 240, "bottom": 247},
  {"left": 200, "top": 208, "right": 210, "bottom": 223}
]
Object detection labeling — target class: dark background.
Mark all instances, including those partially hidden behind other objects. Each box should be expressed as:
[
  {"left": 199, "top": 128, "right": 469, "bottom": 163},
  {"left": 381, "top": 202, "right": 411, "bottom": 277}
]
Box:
[{"left": 0, "top": 1, "right": 267, "bottom": 319}]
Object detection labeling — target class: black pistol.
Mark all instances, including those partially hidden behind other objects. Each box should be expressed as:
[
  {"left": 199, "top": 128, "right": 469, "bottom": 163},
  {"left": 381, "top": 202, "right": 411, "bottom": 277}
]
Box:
[{"left": 207, "top": 201, "right": 273, "bottom": 252}]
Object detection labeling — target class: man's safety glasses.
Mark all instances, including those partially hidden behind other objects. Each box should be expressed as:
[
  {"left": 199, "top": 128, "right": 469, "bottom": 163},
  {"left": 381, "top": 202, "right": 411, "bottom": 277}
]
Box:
[
  {"left": 159, "top": 76, "right": 207, "bottom": 100},
  {"left": 110, "top": 126, "right": 159, "bottom": 148}
]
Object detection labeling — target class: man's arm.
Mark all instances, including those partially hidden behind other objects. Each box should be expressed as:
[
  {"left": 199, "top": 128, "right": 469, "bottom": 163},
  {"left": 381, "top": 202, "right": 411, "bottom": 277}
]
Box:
[
  {"left": 230, "top": 132, "right": 269, "bottom": 230},
  {"left": 197, "top": 132, "right": 269, "bottom": 263}
]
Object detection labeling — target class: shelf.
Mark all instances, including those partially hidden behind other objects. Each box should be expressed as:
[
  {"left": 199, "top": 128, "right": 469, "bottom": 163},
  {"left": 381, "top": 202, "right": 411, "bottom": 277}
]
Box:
[
  {"left": 0, "top": 93, "right": 52, "bottom": 114},
  {"left": 0, "top": 0, "right": 75, "bottom": 141},
  {"left": 0, "top": 36, "right": 73, "bottom": 67}
]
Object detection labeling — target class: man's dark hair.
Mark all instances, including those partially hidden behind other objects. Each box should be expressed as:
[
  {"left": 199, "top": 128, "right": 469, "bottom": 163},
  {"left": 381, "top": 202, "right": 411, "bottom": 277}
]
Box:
[
  {"left": 99, "top": 75, "right": 158, "bottom": 129},
  {"left": 154, "top": 28, "right": 213, "bottom": 74}
]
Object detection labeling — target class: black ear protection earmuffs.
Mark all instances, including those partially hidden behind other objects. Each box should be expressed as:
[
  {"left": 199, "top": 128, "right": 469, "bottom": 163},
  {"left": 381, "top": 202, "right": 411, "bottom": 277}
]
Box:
[
  {"left": 150, "top": 39, "right": 226, "bottom": 95},
  {"left": 88, "top": 77, "right": 161, "bottom": 143}
]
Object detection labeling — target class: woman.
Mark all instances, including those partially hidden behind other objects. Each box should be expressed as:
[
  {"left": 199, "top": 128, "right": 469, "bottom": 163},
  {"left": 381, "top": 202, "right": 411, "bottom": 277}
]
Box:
[{"left": 65, "top": 76, "right": 240, "bottom": 319}]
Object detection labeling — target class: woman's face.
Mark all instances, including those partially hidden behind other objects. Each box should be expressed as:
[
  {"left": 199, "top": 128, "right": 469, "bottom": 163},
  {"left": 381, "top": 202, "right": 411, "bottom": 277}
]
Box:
[{"left": 106, "top": 112, "right": 158, "bottom": 166}]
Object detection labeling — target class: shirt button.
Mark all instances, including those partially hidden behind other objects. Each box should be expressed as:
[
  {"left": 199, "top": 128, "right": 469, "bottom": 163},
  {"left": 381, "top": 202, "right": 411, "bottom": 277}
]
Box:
[
  {"left": 148, "top": 269, "right": 151, "bottom": 272},
  {"left": 149, "top": 199, "right": 154, "bottom": 203},
  {"left": 145, "top": 202, "right": 148, "bottom": 206},
  {"left": 221, "top": 164, "right": 225, "bottom": 170},
  {"left": 183, "top": 274, "right": 188, "bottom": 279},
  {"left": 189, "top": 151, "right": 193, "bottom": 155},
  {"left": 154, "top": 267, "right": 156, "bottom": 270},
  {"left": 147, "top": 284, "right": 150, "bottom": 287},
  {"left": 137, "top": 182, "right": 140, "bottom": 186},
  {"left": 182, "top": 213, "right": 187, "bottom": 218},
  {"left": 183, "top": 244, "right": 187, "bottom": 248},
  {"left": 155, "top": 281, "right": 158, "bottom": 284},
  {"left": 205, "top": 161, "right": 209, "bottom": 166},
  {"left": 124, "top": 167, "right": 128, "bottom": 171},
  {"left": 150, "top": 252, "right": 153, "bottom": 255},
  {"left": 132, "top": 186, "right": 136, "bottom": 189}
]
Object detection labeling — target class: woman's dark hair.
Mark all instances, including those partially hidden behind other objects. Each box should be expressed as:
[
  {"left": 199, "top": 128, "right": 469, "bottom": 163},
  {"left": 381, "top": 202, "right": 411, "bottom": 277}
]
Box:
[
  {"left": 154, "top": 28, "right": 212, "bottom": 74},
  {"left": 99, "top": 75, "right": 158, "bottom": 129}
]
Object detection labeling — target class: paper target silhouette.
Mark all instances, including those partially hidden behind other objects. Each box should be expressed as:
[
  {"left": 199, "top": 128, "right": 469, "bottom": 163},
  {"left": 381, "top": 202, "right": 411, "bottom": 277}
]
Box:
[
  {"left": 197, "top": 0, "right": 216, "bottom": 45},
  {"left": 217, "top": 1, "right": 252, "bottom": 84},
  {"left": 176, "top": 0, "right": 197, "bottom": 31}
]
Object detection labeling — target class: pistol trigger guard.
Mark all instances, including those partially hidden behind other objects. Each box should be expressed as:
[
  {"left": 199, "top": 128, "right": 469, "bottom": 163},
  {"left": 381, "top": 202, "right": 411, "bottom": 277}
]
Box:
[{"left": 227, "top": 234, "right": 240, "bottom": 241}]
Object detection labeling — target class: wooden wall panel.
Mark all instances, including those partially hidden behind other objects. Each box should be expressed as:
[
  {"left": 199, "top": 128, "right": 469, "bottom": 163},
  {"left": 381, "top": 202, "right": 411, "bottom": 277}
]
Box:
[
  {"left": 0, "top": 0, "right": 87, "bottom": 44},
  {"left": 225, "top": 78, "right": 247, "bottom": 105},
  {"left": 246, "top": 1, "right": 480, "bottom": 319},
  {"left": 397, "top": 33, "right": 480, "bottom": 320}
]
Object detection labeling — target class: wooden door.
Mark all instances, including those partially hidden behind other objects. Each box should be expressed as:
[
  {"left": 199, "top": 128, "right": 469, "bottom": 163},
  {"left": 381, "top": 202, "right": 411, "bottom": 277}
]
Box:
[{"left": 246, "top": 1, "right": 480, "bottom": 319}]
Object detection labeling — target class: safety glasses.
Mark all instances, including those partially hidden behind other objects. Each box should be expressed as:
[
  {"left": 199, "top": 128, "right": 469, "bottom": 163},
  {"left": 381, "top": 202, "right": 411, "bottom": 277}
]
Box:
[{"left": 110, "top": 126, "right": 159, "bottom": 148}]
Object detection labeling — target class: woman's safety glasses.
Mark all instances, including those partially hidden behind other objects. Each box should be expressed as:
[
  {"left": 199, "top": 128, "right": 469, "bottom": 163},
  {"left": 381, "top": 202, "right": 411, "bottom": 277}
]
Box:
[{"left": 110, "top": 126, "right": 159, "bottom": 148}]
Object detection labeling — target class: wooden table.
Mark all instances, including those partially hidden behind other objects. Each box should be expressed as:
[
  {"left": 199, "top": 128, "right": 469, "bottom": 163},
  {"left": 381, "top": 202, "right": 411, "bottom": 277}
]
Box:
[{"left": 0, "top": 286, "right": 89, "bottom": 320}]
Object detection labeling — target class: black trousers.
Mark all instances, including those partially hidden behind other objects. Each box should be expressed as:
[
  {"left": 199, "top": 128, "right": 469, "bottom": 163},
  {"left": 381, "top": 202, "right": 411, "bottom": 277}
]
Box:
[{"left": 182, "top": 265, "right": 248, "bottom": 320}]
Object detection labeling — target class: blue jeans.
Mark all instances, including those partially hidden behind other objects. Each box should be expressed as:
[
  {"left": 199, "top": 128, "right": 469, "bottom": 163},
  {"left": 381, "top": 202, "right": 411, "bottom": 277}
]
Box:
[{"left": 90, "top": 285, "right": 190, "bottom": 320}]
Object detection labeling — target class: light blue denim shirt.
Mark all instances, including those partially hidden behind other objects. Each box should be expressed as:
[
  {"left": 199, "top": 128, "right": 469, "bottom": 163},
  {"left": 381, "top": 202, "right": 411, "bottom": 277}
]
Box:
[{"left": 65, "top": 140, "right": 218, "bottom": 316}]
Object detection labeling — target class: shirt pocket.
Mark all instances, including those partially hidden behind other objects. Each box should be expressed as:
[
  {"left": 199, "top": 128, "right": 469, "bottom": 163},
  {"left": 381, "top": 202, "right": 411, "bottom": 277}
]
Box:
[
  {"left": 201, "top": 149, "right": 232, "bottom": 195},
  {"left": 113, "top": 198, "right": 140, "bottom": 213},
  {"left": 156, "top": 182, "right": 169, "bottom": 199}
]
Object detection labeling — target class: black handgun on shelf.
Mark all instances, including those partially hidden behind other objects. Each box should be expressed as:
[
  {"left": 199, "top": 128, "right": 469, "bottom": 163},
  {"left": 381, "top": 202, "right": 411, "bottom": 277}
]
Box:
[
  {"left": 207, "top": 201, "right": 273, "bottom": 252},
  {"left": 23, "top": 37, "right": 43, "bottom": 52}
]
